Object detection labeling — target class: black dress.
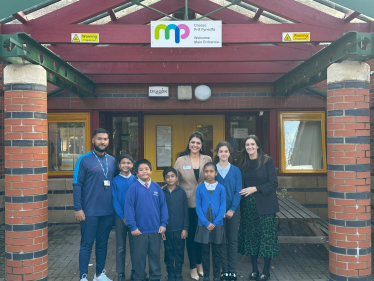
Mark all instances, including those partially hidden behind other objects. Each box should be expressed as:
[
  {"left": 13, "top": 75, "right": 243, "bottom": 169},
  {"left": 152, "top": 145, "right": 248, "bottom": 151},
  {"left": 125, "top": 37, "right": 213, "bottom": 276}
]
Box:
[{"left": 237, "top": 159, "right": 279, "bottom": 258}]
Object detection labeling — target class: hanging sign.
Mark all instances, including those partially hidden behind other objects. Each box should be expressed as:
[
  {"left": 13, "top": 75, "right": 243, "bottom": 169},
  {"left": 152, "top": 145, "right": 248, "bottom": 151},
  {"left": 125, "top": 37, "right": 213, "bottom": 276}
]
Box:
[
  {"left": 151, "top": 21, "right": 222, "bottom": 48},
  {"left": 71, "top": 33, "right": 99, "bottom": 43},
  {"left": 282, "top": 32, "right": 310, "bottom": 42},
  {"left": 149, "top": 86, "right": 169, "bottom": 99}
]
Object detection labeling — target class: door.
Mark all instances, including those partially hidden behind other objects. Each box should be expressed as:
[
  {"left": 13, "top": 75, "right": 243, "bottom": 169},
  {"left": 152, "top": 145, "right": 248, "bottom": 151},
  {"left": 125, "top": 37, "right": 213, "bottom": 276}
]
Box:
[{"left": 144, "top": 115, "right": 225, "bottom": 182}]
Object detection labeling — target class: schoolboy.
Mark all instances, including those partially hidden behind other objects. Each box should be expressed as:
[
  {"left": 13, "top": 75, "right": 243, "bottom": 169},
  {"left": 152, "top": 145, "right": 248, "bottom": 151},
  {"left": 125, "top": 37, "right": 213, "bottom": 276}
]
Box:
[
  {"left": 125, "top": 159, "right": 169, "bottom": 281},
  {"left": 112, "top": 154, "right": 137, "bottom": 281},
  {"left": 162, "top": 168, "right": 189, "bottom": 281}
]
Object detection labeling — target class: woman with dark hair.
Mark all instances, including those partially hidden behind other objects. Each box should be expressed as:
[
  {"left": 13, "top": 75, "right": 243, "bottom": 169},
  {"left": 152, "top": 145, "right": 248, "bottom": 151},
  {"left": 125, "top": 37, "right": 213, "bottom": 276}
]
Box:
[
  {"left": 174, "top": 131, "right": 212, "bottom": 281},
  {"left": 237, "top": 135, "right": 279, "bottom": 281},
  {"left": 213, "top": 141, "right": 242, "bottom": 281}
]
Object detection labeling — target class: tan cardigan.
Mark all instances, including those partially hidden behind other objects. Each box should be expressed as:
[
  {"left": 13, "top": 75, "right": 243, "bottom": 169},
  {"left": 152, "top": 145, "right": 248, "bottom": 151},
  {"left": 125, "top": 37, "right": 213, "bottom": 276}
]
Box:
[{"left": 174, "top": 154, "right": 212, "bottom": 208}]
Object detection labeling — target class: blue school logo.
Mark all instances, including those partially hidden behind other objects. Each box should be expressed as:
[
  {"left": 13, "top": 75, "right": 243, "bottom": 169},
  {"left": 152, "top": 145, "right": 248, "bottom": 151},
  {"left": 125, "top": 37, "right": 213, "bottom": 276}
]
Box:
[{"left": 153, "top": 191, "right": 159, "bottom": 196}]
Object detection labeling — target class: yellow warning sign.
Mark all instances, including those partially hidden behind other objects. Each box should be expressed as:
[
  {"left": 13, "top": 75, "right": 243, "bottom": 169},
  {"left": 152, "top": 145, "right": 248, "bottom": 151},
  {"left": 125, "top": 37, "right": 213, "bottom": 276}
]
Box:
[
  {"left": 293, "top": 33, "right": 310, "bottom": 41},
  {"left": 72, "top": 34, "right": 80, "bottom": 42},
  {"left": 283, "top": 33, "right": 292, "bottom": 41},
  {"left": 71, "top": 33, "right": 99, "bottom": 43},
  {"left": 282, "top": 32, "right": 310, "bottom": 42}
]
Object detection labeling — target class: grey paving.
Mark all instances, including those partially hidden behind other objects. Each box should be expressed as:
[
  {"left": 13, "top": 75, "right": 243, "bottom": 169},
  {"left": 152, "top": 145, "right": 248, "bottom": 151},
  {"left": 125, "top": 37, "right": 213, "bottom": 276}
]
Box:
[{"left": 0, "top": 222, "right": 334, "bottom": 281}]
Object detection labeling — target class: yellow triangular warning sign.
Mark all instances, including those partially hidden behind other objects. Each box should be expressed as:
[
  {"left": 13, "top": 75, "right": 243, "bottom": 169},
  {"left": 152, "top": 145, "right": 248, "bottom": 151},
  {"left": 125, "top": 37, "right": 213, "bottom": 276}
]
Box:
[
  {"left": 284, "top": 33, "right": 292, "bottom": 41},
  {"left": 72, "top": 34, "right": 80, "bottom": 42}
]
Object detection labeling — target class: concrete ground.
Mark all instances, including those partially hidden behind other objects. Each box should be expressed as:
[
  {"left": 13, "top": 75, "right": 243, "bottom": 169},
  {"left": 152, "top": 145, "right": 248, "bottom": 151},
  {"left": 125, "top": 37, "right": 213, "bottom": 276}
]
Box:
[{"left": 0, "top": 222, "right": 332, "bottom": 281}]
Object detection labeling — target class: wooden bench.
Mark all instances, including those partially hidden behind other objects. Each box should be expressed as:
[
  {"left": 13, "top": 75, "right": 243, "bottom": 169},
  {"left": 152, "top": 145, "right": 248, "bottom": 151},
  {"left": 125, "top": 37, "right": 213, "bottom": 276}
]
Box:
[{"left": 277, "top": 197, "right": 328, "bottom": 248}]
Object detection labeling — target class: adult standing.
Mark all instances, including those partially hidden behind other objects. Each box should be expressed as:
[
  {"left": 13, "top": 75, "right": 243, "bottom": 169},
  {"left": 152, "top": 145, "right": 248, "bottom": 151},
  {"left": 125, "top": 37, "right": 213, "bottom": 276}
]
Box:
[
  {"left": 174, "top": 131, "right": 212, "bottom": 281},
  {"left": 73, "top": 128, "right": 116, "bottom": 281},
  {"left": 237, "top": 135, "right": 279, "bottom": 281},
  {"left": 213, "top": 142, "right": 242, "bottom": 281}
]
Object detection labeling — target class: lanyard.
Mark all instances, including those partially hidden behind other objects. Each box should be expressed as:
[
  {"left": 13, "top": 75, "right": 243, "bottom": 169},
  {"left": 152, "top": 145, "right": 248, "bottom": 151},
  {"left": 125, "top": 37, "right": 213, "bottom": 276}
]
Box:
[{"left": 92, "top": 150, "right": 108, "bottom": 179}]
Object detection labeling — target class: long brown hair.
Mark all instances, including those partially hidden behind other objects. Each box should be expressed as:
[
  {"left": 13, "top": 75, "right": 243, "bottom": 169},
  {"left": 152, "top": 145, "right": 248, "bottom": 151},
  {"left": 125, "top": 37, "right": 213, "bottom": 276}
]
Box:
[
  {"left": 235, "top": 135, "right": 269, "bottom": 170},
  {"left": 213, "top": 141, "right": 233, "bottom": 164}
]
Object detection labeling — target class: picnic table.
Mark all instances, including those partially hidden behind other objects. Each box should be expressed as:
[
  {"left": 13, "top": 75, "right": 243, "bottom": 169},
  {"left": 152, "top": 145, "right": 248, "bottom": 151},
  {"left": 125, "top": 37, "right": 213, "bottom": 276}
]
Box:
[{"left": 276, "top": 197, "right": 328, "bottom": 247}]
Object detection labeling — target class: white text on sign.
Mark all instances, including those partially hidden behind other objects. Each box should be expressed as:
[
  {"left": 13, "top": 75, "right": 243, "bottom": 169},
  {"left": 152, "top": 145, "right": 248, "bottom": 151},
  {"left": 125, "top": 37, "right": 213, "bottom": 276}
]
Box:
[
  {"left": 71, "top": 33, "right": 99, "bottom": 43},
  {"left": 282, "top": 32, "right": 310, "bottom": 42}
]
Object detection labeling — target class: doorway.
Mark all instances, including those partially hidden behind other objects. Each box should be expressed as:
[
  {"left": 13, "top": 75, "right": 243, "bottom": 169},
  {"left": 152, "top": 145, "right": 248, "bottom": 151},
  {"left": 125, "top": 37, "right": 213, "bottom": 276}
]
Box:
[{"left": 144, "top": 115, "right": 225, "bottom": 182}]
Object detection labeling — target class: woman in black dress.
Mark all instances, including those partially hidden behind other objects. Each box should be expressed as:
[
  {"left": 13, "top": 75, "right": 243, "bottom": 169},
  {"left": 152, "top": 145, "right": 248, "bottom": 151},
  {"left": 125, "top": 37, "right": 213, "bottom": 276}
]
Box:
[{"left": 236, "top": 135, "right": 279, "bottom": 281}]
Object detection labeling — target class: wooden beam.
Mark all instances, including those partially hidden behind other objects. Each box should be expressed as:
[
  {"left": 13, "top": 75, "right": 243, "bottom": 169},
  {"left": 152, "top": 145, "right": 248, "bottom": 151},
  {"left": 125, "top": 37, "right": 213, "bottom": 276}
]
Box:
[
  {"left": 344, "top": 10, "right": 361, "bottom": 22},
  {"left": 88, "top": 74, "right": 282, "bottom": 83},
  {"left": 108, "top": 0, "right": 185, "bottom": 25},
  {"left": 12, "top": 12, "right": 28, "bottom": 24},
  {"left": 253, "top": 8, "right": 263, "bottom": 21},
  {"left": 107, "top": 9, "right": 117, "bottom": 21},
  {"left": 242, "top": 0, "right": 356, "bottom": 30},
  {"left": 2, "top": 23, "right": 355, "bottom": 44},
  {"left": 27, "top": 0, "right": 130, "bottom": 28},
  {"left": 71, "top": 61, "right": 298, "bottom": 74},
  {"left": 188, "top": 0, "right": 257, "bottom": 24},
  {"left": 49, "top": 44, "right": 323, "bottom": 62}
]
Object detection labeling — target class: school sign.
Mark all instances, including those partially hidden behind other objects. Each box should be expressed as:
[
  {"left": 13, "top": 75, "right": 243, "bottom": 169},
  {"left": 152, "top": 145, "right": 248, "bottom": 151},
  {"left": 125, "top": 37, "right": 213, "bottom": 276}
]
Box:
[{"left": 151, "top": 21, "right": 222, "bottom": 48}]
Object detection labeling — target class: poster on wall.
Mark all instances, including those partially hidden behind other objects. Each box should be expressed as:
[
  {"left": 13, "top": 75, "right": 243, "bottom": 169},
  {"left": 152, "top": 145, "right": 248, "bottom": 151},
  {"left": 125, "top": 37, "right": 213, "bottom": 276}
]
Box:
[
  {"left": 151, "top": 21, "right": 222, "bottom": 48},
  {"left": 233, "top": 128, "right": 248, "bottom": 139}
]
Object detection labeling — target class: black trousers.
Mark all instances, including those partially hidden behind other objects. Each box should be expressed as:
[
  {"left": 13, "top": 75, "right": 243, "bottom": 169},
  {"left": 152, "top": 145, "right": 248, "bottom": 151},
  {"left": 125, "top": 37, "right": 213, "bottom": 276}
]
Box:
[
  {"left": 132, "top": 233, "right": 162, "bottom": 281},
  {"left": 186, "top": 208, "right": 202, "bottom": 269},
  {"left": 115, "top": 218, "right": 135, "bottom": 274},
  {"left": 164, "top": 230, "right": 185, "bottom": 276},
  {"left": 202, "top": 243, "right": 223, "bottom": 279},
  {"left": 221, "top": 209, "right": 240, "bottom": 272}
]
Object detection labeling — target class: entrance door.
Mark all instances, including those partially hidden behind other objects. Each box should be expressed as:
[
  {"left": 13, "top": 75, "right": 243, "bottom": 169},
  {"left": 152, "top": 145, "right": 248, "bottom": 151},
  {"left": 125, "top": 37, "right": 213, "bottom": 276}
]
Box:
[{"left": 144, "top": 115, "right": 225, "bottom": 182}]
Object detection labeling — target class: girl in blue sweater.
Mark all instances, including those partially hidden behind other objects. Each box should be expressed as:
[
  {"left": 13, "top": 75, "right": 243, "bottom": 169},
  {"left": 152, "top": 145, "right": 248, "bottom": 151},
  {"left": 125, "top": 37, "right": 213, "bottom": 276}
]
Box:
[
  {"left": 195, "top": 162, "right": 226, "bottom": 281},
  {"left": 214, "top": 142, "right": 242, "bottom": 281}
]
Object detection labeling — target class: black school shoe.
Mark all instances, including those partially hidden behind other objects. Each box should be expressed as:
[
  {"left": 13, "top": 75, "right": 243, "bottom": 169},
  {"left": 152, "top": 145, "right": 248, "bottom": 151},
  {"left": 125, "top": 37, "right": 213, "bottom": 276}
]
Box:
[
  {"left": 228, "top": 272, "right": 237, "bottom": 281},
  {"left": 220, "top": 272, "right": 229, "bottom": 281},
  {"left": 256, "top": 273, "right": 270, "bottom": 281},
  {"left": 249, "top": 271, "right": 259, "bottom": 280},
  {"left": 167, "top": 273, "right": 176, "bottom": 281}
]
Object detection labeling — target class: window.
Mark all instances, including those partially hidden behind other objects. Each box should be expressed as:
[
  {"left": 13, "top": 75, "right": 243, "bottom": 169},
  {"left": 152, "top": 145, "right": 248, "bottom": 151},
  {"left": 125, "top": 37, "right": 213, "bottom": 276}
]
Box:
[
  {"left": 48, "top": 113, "right": 91, "bottom": 176},
  {"left": 279, "top": 111, "right": 326, "bottom": 173},
  {"left": 229, "top": 115, "right": 257, "bottom": 155}
]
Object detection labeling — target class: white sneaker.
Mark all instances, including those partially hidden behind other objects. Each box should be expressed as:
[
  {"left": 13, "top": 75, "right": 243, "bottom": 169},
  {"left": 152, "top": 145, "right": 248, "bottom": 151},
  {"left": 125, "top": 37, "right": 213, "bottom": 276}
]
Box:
[
  {"left": 93, "top": 269, "right": 112, "bottom": 281},
  {"left": 80, "top": 274, "right": 88, "bottom": 281}
]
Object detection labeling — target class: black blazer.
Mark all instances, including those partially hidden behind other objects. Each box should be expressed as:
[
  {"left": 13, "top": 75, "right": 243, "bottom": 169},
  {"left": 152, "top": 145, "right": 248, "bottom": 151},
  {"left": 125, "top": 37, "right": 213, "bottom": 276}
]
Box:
[{"left": 242, "top": 157, "right": 279, "bottom": 215}]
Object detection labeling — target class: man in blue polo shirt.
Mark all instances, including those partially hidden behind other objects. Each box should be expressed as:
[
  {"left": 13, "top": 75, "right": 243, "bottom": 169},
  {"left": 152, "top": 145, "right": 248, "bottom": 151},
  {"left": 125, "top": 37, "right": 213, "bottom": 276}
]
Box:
[{"left": 73, "top": 128, "right": 116, "bottom": 281}]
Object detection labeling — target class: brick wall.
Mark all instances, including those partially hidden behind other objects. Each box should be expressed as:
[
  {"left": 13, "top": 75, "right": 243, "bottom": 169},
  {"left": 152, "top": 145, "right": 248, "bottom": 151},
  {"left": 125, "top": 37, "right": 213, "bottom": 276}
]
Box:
[
  {"left": 369, "top": 59, "right": 374, "bottom": 222},
  {"left": 0, "top": 64, "right": 4, "bottom": 225}
]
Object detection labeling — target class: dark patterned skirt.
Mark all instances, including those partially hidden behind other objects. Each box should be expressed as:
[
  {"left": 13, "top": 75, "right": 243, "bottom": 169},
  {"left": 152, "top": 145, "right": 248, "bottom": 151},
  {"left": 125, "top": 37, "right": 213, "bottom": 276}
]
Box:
[{"left": 238, "top": 195, "right": 279, "bottom": 258}]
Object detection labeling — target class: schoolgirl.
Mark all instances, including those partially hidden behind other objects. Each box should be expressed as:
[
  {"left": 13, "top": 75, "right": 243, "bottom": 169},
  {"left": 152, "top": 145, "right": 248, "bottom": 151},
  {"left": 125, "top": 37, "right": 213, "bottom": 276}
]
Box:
[
  {"left": 194, "top": 162, "right": 226, "bottom": 281},
  {"left": 213, "top": 142, "right": 242, "bottom": 281}
]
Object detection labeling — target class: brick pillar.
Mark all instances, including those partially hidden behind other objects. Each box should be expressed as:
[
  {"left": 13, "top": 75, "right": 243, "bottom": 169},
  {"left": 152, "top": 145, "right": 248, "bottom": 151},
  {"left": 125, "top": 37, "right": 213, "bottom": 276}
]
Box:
[
  {"left": 327, "top": 61, "right": 371, "bottom": 281},
  {"left": 4, "top": 64, "right": 48, "bottom": 281}
]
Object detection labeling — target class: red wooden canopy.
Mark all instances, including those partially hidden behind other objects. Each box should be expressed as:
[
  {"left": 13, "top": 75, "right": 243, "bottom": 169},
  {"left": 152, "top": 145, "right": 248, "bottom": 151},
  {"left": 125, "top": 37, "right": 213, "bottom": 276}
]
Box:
[{"left": 1, "top": 0, "right": 373, "bottom": 84}]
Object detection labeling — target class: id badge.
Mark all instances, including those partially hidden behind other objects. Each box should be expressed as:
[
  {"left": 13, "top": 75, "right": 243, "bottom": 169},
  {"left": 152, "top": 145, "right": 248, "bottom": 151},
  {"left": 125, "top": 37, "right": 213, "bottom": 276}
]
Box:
[
  {"left": 183, "top": 165, "right": 191, "bottom": 170},
  {"left": 104, "top": 180, "right": 110, "bottom": 187}
]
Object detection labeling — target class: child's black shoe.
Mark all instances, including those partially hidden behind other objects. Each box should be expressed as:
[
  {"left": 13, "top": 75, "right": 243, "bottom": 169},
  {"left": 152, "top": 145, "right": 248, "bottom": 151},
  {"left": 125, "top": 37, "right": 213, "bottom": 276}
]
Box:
[
  {"left": 249, "top": 271, "right": 259, "bottom": 280},
  {"left": 257, "top": 273, "right": 270, "bottom": 281},
  {"left": 175, "top": 275, "right": 183, "bottom": 281},
  {"left": 213, "top": 278, "right": 220, "bottom": 281},
  {"left": 220, "top": 272, "right": 229, "bottom": 281},
  {"left": 228, "top": 272, "right": 237, "bottom": 281},
  {"left": 168, "top": 272, "right": 176, "bottom": 281}
]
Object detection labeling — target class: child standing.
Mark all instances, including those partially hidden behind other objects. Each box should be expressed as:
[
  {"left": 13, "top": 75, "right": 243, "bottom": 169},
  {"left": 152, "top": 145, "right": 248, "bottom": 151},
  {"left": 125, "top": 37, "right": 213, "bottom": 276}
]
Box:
[
  {"left": 195, "top": 163, "right": 226, "bottom": 281},
  {"left": 213, "top": 142, "right": 242, "bottom": 281},
  {"left": 112, "top": 154, "right": 137, "bottom": 281},
  {"left": 125, "top": 159, "right": 169, "bottom": 281},
  {"left": 162, "top": 167, "right": 189, "bottom": 281}
]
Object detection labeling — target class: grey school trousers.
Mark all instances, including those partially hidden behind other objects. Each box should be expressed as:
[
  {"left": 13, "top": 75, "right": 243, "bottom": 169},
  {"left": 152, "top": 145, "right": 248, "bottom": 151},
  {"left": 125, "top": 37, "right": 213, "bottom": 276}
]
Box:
[
  {"left": 221, "top": 209, "right": 240, "bottom": 272},
  {"left": 115, "top": 218, "right": 135, "bottom": 274},
  {"left": 132, "top": 232, "right": 162, "bottom": 281}
]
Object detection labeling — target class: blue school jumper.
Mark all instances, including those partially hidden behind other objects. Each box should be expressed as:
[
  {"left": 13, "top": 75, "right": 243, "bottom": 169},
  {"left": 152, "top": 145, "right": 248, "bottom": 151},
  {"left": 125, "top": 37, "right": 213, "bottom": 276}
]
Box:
[
  {"left": 215, "top": 164, "right": 242, "bottom": 212},
  {"left": 125, "top": 181, "right": 169, "bottom": 233},
  {"left": 112, "top": 174, "right": 137, "bottom": 219}
]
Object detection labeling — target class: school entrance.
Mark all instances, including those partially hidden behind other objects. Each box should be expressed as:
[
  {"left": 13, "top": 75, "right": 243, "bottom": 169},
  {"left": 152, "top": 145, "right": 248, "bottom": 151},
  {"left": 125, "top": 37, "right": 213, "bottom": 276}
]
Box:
[{"left": 144, "top": 115, "right": 225, "bottom": 182}]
